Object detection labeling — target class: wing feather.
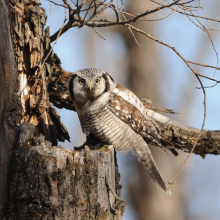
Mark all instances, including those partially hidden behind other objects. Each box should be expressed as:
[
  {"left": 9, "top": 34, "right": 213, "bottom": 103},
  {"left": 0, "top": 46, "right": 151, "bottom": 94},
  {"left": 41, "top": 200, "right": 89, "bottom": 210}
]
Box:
[{"left": 107, "top": 84, "right": 177, "bottom": 155}]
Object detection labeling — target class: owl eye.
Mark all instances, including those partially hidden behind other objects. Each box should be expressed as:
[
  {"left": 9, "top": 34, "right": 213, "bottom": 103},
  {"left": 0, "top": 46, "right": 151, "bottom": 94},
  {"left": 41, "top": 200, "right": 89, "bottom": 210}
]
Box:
[
  {"left": 95, "top": 79, "right": 100, "bottom": 85},
  {"left": 79, "top": 79, "right": 85, "bottom": 85}
]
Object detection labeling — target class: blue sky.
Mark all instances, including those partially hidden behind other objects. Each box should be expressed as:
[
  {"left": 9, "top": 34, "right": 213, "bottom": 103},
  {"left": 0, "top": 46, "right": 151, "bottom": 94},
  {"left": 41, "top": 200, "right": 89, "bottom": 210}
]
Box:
[{"left": 41, "top": 1, "right": 220, "bottom": 219}]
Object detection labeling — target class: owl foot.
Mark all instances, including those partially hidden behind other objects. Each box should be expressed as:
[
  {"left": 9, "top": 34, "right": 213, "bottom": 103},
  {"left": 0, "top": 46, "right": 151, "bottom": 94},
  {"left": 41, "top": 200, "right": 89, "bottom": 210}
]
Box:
[
  {"left": 74, "top": 145, "right": 86, "bottom": 151},
  {"left": 74, "top": 140, "right": 108, "bottom": 151}
]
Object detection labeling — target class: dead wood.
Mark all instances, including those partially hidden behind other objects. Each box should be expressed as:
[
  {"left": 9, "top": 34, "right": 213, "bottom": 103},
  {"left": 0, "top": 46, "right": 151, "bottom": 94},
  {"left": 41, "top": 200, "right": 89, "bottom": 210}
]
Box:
[{"left": 3, "top": 123, "right": 124, "bottom": 219}]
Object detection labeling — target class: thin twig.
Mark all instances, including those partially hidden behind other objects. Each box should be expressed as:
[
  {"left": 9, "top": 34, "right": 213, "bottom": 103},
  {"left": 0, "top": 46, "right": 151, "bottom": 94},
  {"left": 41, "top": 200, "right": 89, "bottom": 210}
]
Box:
[
  {"left": 43, "top": 11, "right": 68, "bottom": 67},
  {"left": 190, "top": 10, "right": 219, "bottom": 76},
  {"left": 50, "top": 21, "right": 79, "bottom": 42},
  {"left": 169, "top": 75, "right": 206, "bottom": 186},
  {"left": 187, "top": 60, "right": 220, "bottom": 71},
  {"left": 150, "top": 0, "right": 220, "bottom": 23},
  {"left": 49, "top": 0, "right": 52, "bottom": 15},
  {"left": 83, "top": 0, "right": 114, "bottom": 27},
  {"left": 92, "top": 27, "right": 106, "bottom": 40},
  {"left": 62, "top": 0, "right": 72, "bottom": 9},
  {"left": 120, "top": 0, "right": 124, "bottom": 11},
  {"left": 197, "top": 82, "right": 218, "bottom": 89},
  {"left": 133, "top": 0, "right": 182, "bottom": 22},
  {"left": 78, "top": 0, "right": 87, "bottom": 8},
  {"left": 49, "top": 0, "right": 185, "bottom": 28},
  {"left": 83, "top": 0, "right": 94, "bottom": 22},
  {"left": 46, "top": 0, "right": 68, "bottom": 9},
  {"left": 116, "top": 0, "right": 140, "bottom": 46},
  {"left": 143, "top": 4, "right": 180, "bottom": 22}
]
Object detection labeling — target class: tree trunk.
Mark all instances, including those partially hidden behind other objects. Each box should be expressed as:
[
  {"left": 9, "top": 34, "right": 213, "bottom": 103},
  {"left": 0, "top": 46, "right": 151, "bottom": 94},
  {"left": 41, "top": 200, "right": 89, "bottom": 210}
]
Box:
[
  {"left": 3, "top": 122, "right": 124, "bottom": 219},
  {"left": 0, "top": 1, "right": 124, "bottom": 219},
  {"left": 0, "top": 0, "right": 22, "bottom": 210}
]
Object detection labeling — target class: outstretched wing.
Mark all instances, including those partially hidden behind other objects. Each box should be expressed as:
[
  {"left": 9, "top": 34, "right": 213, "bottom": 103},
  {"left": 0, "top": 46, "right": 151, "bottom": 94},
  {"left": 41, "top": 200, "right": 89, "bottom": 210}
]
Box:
[{"left": 107, "top": 84, "right": 177, "bottom": 155}]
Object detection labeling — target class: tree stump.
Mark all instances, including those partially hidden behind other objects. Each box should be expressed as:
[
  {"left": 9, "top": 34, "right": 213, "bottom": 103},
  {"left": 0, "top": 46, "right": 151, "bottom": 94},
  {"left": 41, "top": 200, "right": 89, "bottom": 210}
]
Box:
[{"left": 3, "top": 125, "right": 125, "bottom": 219}]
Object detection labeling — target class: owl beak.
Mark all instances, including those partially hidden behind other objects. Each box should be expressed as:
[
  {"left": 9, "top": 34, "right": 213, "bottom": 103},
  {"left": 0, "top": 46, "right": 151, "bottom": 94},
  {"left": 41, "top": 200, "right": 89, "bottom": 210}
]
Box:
[{"left": 88, "top": 84, "right": 92, "bottom": 91}]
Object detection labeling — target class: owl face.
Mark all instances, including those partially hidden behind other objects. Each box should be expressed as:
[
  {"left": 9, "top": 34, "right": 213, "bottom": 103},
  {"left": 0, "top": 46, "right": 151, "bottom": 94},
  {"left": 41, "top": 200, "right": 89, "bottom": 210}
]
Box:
[
  {"left": 68, "top": 68, "right": 116, "bottom": 104},
  {"left": 72, "top": 75, "right": 106, "bottom": 103}
]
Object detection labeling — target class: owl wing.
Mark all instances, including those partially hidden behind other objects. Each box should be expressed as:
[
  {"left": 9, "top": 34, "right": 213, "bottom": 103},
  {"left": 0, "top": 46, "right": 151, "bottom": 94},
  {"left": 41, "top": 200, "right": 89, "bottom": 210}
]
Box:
[
  {"left": 107, "top": 84, "right": 177, "bottom": 155},
  {"left": 107, "top": 84, "right": 174, "bottom": 194}
]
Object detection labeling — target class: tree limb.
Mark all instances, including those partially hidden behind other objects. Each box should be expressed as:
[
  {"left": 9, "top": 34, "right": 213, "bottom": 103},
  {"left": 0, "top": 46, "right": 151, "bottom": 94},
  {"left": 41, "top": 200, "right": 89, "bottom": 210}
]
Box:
[{"left": 145, "top": 109, "right": 220, "bottom": 158}]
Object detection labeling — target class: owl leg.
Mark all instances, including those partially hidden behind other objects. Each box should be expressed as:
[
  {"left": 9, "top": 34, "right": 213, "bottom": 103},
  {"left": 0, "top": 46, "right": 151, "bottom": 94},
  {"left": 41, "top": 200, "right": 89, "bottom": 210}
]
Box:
[
  {"left": 133, "top": 146, "right": 172, "bottom": 195},
  {"left": 74, "top": 133, "right": 108, "bottom": 150},
  {"left": 74, "top": 134, "right": 96, "bottom": 150},
  {"left": 86, "top": 133, "right": 102, "bottom": 145},
  {"left": 74, "top": 145, "right": 86, "bottom": 151}
]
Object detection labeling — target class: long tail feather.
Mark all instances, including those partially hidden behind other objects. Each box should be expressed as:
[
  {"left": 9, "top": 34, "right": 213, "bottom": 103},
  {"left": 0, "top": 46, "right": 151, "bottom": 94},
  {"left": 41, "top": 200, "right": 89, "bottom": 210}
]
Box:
[{"left": 134, "top": 146, "right": 171, "bottom": 195}]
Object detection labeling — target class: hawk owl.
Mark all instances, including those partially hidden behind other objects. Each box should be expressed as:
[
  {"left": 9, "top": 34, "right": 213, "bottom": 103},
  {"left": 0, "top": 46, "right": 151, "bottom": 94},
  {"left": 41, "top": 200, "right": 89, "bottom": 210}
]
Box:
[{"left": 68, "top": 68, "right": 176, "bottom": 194}]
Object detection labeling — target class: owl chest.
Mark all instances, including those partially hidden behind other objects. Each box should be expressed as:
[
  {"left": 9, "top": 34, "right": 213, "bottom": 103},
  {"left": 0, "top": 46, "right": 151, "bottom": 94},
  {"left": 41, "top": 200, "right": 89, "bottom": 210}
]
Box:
[
  {"left": 78, "top": 106, "right": 107, "bottom": 135},
  {"left": 79, "top": 106, "right": 143, "bottom": 152}
]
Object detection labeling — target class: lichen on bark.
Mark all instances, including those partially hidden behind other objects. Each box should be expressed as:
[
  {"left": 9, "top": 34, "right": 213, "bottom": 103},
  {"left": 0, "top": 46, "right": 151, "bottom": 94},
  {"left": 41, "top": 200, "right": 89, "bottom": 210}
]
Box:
[{"left": 5, "top": 132, "right": 124, "bottom": 219}]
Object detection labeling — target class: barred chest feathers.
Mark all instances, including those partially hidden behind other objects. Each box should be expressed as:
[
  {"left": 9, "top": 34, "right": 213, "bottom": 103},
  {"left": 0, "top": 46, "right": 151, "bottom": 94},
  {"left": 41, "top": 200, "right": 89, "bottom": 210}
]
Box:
[{"left": 75, "top": 91, "right": 111, "bottom": 136}]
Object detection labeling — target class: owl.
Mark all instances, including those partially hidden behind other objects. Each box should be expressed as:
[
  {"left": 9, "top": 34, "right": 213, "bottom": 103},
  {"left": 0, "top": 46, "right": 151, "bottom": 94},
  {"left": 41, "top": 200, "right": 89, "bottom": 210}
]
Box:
[{"left": 68, "top": 68, "right": 176, "bottom": 195}]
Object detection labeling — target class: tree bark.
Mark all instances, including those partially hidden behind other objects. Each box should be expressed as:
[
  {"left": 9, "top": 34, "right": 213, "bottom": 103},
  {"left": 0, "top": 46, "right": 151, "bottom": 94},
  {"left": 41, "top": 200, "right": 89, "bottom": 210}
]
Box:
[
  {"left": 3, "top": 123, "right": 124, "bottom": 220},
  {"left": 0, "top": 0, "right": 22, "bottom": 209},
  {"left": 0, "top": 1, "right": 124, "bottom": 219},
  {"left": 146, "top": 109, "right": 220, "bottom": 158}
]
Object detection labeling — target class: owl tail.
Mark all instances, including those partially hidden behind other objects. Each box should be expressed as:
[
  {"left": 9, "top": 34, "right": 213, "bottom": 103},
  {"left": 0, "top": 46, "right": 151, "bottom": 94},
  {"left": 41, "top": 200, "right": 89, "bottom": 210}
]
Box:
[{"left": 134, "top": 147, "right": 172, "bottom": 195}]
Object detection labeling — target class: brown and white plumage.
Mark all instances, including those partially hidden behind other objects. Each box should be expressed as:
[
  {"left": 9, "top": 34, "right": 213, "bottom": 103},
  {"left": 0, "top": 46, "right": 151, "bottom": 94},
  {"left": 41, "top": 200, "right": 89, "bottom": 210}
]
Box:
[{"left": 68, "top": 68, "right": 176, "bottom": 195}]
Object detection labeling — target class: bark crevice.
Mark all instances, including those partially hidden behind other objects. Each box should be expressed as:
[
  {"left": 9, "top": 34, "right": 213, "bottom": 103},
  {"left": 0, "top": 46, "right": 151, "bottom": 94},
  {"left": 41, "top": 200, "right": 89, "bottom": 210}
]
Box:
[{"left": 3, "top": 123, "right": 124, "bottom": 219}]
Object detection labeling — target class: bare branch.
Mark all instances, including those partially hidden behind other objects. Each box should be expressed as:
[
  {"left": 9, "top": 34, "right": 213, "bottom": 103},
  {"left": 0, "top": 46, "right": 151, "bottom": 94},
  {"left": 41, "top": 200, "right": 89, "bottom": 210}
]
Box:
[
  {"left": 83, "top": 0, "right": 114, "bottom": 27},
  {"left": 50, "top": 21, "right": 79, "bottom": 43},
  {"left": 190, "top": 11, "right": 219, "bottom": 76},
  {"left": 188, "top": 60, "right": 220, "bottom": 71},
  {"left": 49, "top": 0, "right": 187, "bottom": 33},
  {"left": 150, "top": 0, "right": 220, "bottom": 23},
  {"left": 92, "top": 27, "right": 106, "bottom": 40},
  {"left": 78, "top": 0, "right": 87, "bottom": 8},
  {"left": 116, "top": 0, "right": 140, "bottom": 46},
  {"left": 43, "top": 13, "right": 68, "bottom": 67},
  {"left": 62, "top": 0, "right": 72, "bottom": 9}
]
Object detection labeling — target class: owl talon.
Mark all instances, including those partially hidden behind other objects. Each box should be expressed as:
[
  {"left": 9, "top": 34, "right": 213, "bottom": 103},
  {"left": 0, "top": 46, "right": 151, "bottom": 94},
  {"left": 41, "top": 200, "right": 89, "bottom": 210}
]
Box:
[
  {"left": 74, "top": 145, "right": 85, "bottom": 151},
  {"left": 74, "top": 143, "right": 106, "bottom": 151}
]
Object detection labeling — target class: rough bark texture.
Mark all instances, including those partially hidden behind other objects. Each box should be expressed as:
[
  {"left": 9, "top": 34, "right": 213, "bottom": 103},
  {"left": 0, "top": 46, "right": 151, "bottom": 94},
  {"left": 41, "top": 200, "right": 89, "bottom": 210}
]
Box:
[
  {"left": 9, "top": 0, "right": 70, "bottom": 144},
  {"left": 47, "top": 58, "right": 75, "bottom": 111},
  {"left": 0, "top": 0, "right": 22, "bottom": 209},
  {"left": 2, "top": 123, "right": 124, "bottom": 220},
  {"left": 1, "top": 1, "right": 124, "bottom": 219},
  {"left": 156, "top": 118, "right": 220, "bottom": 158}
]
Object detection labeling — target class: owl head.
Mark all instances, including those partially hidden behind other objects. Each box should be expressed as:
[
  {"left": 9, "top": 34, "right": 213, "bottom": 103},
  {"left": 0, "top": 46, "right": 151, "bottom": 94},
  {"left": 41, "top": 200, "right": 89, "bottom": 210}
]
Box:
[{"left": 68, "top": 68, "right": 116, "bottom": 104}]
